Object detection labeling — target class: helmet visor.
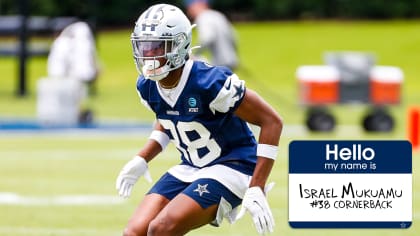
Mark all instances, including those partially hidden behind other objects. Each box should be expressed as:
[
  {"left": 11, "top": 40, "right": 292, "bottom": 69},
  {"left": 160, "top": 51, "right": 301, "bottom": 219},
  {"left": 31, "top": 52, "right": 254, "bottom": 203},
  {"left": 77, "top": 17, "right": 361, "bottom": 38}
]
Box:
[{"left": 132, "top": 39, "right": 172, "bottom": 59}]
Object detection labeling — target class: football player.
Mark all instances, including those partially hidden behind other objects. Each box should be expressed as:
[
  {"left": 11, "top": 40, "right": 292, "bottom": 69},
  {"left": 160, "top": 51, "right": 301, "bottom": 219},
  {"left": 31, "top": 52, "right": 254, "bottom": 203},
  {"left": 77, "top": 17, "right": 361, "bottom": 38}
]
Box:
[{"left": 116, "top": 4, "right": 283, "bottom": 236}]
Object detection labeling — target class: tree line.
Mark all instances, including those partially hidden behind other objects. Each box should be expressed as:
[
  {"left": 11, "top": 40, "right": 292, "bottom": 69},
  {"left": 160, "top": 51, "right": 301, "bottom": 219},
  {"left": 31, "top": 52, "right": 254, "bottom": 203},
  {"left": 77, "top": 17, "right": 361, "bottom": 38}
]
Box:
[{"left": 1, "top": 0, "right": 420, "bottom": 27}]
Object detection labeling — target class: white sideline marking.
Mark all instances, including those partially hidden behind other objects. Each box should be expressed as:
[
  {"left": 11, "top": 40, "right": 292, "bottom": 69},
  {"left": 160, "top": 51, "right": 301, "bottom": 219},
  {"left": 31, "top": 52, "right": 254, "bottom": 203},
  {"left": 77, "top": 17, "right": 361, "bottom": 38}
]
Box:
[
  {"left": 0, "top": 226, "right": 121, "bottom": 235},
  {"left": 0, "top": 149, "right": 134, "bottom": 160},
  {"left": 0, "top": 192, "right": 124, "bottom": 206}
]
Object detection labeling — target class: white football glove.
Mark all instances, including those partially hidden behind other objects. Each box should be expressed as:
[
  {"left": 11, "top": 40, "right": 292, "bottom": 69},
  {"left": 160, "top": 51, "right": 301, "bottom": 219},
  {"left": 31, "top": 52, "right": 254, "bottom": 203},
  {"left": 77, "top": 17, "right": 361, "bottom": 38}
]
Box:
[
  {"left": 236, "top": 186, "right": 275, "bottom": 235},
  {"left": 116, "top": 156, "right": 152, "bottom": 198}
]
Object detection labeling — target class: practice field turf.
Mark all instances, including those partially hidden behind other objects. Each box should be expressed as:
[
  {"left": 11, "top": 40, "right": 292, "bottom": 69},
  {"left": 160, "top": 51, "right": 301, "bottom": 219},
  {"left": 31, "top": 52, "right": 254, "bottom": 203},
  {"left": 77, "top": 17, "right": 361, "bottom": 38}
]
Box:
[
  {"left": 0, "top": 20, "right": 419, "bottom": 235},
  {"left": 0, "top": 132, "right": 418, "bottom": 236}
]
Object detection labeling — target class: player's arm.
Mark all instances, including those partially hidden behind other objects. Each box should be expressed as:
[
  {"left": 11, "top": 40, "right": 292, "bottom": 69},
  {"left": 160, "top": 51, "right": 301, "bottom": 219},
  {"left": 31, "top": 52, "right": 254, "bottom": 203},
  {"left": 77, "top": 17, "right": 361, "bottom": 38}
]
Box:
[
  {"left": 137, "top": 121, "right": 169, "bottom": 162},
  {"left": 234, "top": 88, "right": 283, "bottom": 234},
  {"left": 116, "top": 121, "right": 170, "bottom": 198},
  {"left": 235, "top": 88, "right": 282, "bottom": 188}
]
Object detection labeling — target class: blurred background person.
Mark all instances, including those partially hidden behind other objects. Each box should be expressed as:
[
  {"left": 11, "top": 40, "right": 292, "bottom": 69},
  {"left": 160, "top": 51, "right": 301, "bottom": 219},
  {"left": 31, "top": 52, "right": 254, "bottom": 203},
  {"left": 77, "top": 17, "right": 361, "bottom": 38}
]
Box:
[
  {"left": 185, "top": 0, "right": 239, "bottom": 70},
  {"left": 44, "top": 21, "right": 99, "bottom": 124},
  {"left": 48, "top": 21, "right": 99, "bottom": 89}
]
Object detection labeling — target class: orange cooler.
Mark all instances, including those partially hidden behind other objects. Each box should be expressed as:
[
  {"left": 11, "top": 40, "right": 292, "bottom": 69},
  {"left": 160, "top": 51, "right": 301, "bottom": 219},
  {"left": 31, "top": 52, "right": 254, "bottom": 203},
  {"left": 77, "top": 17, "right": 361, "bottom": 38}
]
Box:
[
  {"left": 369, "top": 66, "right": 403, "bottom": 104},
  {"left": 297, "top": 65, "right": 340, "bottom": 105}
]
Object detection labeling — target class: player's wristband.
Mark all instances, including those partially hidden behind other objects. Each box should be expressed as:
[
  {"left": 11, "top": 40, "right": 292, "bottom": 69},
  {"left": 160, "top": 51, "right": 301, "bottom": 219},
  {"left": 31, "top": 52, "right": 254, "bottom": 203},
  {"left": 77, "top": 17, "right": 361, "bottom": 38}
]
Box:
[
  {"left": 149, "top": 130, "right": 170, "bottom": 150},
  {"left": 257, "top": 144, "right": 278, "bottom": 160}
]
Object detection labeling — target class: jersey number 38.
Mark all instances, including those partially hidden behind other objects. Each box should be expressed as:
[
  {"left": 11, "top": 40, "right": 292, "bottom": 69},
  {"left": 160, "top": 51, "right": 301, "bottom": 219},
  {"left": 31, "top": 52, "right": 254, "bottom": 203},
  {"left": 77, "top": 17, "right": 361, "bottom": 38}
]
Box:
[{"left": 159, "top": 119, "right": 222, "bottom": 167}]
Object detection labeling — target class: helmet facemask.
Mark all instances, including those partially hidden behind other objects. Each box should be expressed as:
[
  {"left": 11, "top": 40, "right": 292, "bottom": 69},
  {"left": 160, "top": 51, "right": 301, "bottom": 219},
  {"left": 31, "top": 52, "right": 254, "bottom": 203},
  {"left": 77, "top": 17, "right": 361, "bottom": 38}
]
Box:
[
  {"left": 131, "top": 4, "right": 193, "bottom": 81},
  {"left": 131, "top": 32, "right": 190, "bottom": 81}
]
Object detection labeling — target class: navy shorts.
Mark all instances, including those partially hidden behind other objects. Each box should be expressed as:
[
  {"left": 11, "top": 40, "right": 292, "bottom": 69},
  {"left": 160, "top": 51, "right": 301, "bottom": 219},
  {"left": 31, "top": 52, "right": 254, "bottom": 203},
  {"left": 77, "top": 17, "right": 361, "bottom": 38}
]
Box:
[{"left": 147, "top": 172, "right": 242, "bottom": 209}]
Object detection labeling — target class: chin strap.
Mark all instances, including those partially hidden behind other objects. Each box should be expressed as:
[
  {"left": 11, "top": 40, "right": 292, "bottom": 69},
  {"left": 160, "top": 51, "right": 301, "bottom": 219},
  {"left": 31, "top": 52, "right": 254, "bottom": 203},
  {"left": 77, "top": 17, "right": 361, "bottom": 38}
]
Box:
[{"left": 142, "top": 59, "right": 169, "bottom": 81}]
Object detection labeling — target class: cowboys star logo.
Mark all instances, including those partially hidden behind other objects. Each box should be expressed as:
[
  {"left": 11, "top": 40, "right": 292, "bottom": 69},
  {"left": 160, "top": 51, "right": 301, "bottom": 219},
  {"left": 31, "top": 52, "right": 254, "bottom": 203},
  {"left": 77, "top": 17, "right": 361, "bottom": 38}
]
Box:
[{"left": 193, "top": 184, "right": 210, "bottom": 197}]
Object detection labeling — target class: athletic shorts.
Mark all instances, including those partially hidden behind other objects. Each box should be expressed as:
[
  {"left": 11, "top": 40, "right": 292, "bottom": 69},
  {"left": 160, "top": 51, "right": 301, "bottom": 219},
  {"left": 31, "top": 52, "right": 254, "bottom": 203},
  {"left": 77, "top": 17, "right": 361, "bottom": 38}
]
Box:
[
  {"left": 148, "top": 173, "right": 241, "bottom": 209},
  {"left": 149, "top": 164, "right": 251, "bottom": 216},
  {"left": 147, "top": 164, "right": 252, "bottom": 225}
]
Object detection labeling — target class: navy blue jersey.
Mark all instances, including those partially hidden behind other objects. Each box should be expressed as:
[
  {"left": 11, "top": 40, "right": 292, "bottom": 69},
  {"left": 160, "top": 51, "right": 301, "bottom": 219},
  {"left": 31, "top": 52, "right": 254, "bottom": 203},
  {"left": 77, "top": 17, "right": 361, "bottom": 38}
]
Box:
[{"left": 137, "top": 60, "right": 257, "bottom": 175}]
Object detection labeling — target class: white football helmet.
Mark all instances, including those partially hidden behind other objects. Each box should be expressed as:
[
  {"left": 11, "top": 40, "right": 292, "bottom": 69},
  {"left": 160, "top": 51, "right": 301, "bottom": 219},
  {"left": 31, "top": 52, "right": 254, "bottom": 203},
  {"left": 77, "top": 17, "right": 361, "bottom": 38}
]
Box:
[{"left": 131, "top": 4, "right": 193, "bottom": 81}]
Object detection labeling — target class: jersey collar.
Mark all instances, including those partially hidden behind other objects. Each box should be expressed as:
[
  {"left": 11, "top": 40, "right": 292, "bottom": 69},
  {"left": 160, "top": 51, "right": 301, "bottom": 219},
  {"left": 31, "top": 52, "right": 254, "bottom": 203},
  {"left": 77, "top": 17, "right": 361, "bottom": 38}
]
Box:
[{"left": 157, "top": 59, "right": 194, "bottom": 108}]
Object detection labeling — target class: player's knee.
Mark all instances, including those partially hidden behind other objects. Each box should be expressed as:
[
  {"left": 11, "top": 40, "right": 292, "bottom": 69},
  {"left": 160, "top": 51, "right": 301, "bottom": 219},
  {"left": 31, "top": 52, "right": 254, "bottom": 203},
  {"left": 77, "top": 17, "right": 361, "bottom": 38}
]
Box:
[
  {"left": 148, "top": 216, "right": 183, "bottom": 236},
  {"left": 148, "top": 218, "right": 172, "bottom": 235},
  {"left": 123, "top": 226, "right": 145, "bottom": 236},
  {"left": 123, "top": 215, "right": 152, "bottom": 236},
  {"left": 122, "top": 227, "right": 136, "bottom": 236}
]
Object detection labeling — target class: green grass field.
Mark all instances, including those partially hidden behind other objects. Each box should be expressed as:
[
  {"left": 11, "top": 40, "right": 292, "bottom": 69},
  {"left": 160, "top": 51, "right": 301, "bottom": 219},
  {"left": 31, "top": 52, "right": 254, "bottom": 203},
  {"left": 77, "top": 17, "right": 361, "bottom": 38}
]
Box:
[{"left": 0, "top": 20, "right": 419, "bottom": 235}]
